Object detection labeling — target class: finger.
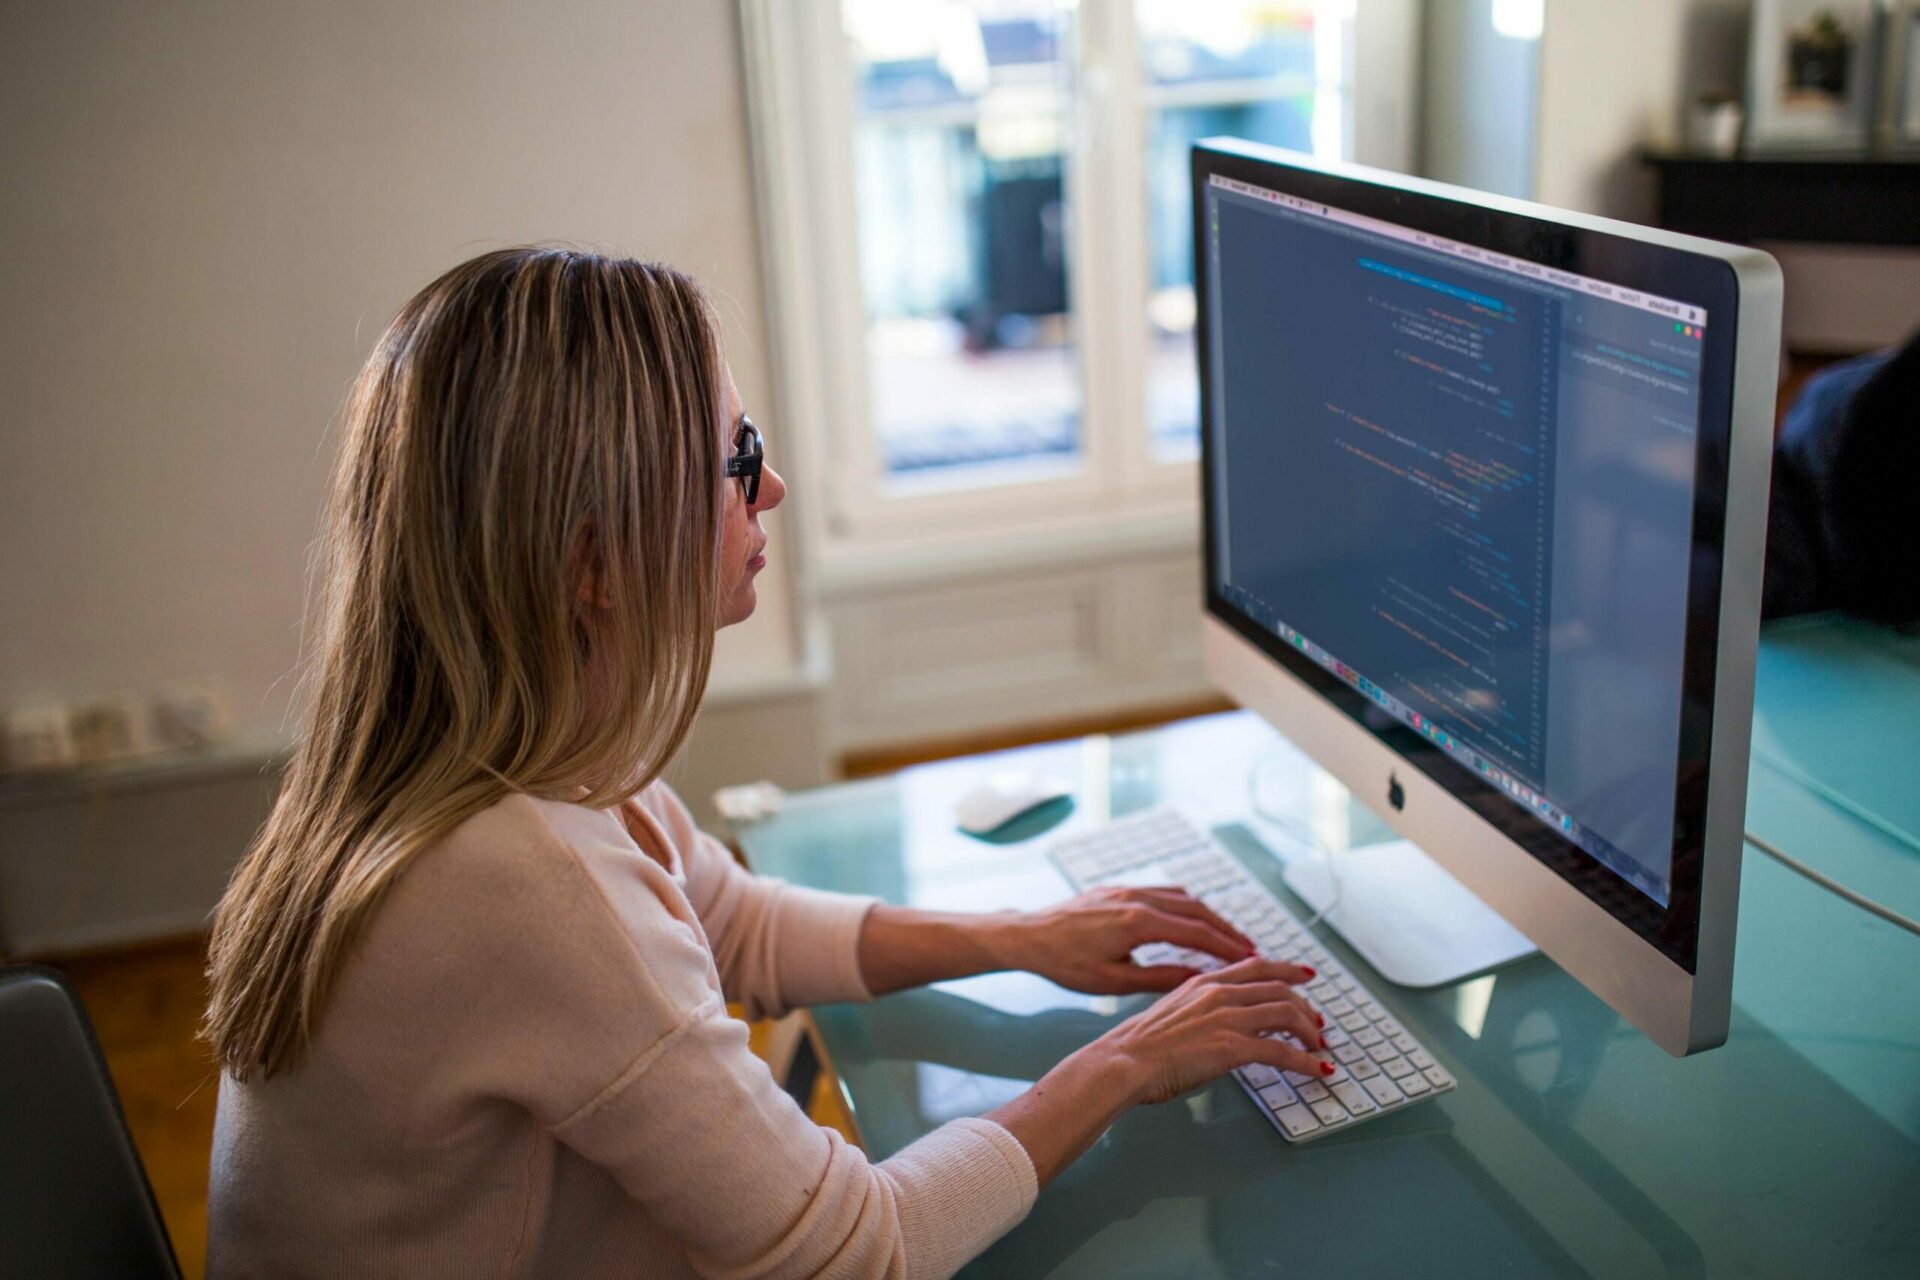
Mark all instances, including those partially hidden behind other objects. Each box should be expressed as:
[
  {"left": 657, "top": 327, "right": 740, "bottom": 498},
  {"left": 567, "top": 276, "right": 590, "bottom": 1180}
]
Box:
[
  {"left": 1209, "top": 954, "right": 1317, "bottom": 987},
  {"left": 1131, "top": 888, "right": 1256, "bottom": 952},
  {"left": 1125, "top": 964, "right": 1204, "bottom": 993},
  {"left": 1241, "top": 1032, "right": 1337, "bottom": 1081},
  {"left": 1133, "top": 909, "right": 1253, "bottom": 965},
  {"left": 1204, "top": 979, "right": 1322, "bottom": 1028},
  {"left": 1213, "top": 951, "right": 1320, "bottom": 990},
  {"left": 1229, "top": 1001, "right": 1323, "bottom": 1050}
]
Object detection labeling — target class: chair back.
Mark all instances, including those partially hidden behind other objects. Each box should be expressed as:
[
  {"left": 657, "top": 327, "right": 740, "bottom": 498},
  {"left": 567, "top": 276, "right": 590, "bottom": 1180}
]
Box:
[{"left": 0, "top": 964, "right": 182, "bottom": 1278}]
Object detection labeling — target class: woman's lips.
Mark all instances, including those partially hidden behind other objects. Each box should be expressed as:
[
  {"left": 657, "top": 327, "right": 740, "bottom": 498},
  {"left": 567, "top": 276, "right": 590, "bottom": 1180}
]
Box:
[{"left": 747, "top": 546, "right": 767, "bottom": 571}]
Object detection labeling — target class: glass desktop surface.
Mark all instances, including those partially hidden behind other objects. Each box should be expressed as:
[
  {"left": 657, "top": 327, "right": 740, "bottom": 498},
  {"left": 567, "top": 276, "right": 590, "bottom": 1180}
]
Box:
[{"left": 736, "top": 615, "right": 1920, "bottom": 1278}]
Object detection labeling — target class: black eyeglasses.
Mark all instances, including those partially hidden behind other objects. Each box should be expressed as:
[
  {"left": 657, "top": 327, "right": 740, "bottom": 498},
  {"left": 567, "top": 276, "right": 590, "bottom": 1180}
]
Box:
[{"left": 725, "top": 416, "right": 764, "bottom": 504}]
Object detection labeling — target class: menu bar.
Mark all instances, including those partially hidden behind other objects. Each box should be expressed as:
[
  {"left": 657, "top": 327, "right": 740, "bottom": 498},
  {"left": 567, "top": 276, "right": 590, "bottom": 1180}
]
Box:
[{"left": 1210, "top": 174, "right": 1708, "bottom": 328}]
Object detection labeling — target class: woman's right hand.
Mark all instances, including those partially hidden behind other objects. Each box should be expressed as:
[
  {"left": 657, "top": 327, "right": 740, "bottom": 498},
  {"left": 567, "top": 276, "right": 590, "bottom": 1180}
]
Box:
[
  {"left": 989, "top": 955, "right": 1332, "bottom": 1187},
  {"left": 1096, "top": 955, "right": 1330, "bottom": 1105}
]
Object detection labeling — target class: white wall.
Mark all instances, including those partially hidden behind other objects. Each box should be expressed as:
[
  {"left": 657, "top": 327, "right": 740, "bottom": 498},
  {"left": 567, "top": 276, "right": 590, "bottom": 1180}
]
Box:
[
  {"left": 1419, "top": 0, "right": 1541, "bottom": 197},
  {"left": 1531, "top": 0, "right": 1920, "bottom": 351},
  {"left": 1533, "top": 0, "right": 1689, "bottom": 220},
  {"left": 0, "top": 0, "right": 804, "bottom": 750}
]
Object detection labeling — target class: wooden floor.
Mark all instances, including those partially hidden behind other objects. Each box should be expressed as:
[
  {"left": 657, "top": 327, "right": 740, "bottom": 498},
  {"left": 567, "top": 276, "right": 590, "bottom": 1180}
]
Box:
[{"left": 62, "top": 940, "right": 221, "bottom": 1277}]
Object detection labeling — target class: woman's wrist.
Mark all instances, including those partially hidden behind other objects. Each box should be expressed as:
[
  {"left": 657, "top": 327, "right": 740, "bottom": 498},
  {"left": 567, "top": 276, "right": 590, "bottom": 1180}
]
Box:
[
  {"left": 858, "top": 905, "right": 1035, "bottom": 994},
  {"left": 1062, "top": 1037, "right": 1149, "bottom": 1112},
  {"left": 988, "top": 1036, "right": 1144, "bottom": 1187},
  {"left": 968, "top": 909, "right": 1042, "bottom": 974}
]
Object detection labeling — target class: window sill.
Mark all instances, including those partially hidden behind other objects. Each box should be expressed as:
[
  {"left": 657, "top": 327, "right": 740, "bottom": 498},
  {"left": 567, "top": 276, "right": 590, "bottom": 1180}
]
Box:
[{"left": 809, "top": 502, "right": 1201, "bottom": 600}]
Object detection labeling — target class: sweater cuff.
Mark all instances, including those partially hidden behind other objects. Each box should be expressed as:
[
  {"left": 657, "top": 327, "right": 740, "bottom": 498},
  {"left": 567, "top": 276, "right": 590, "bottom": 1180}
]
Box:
[
  {"left": 770, "top": 884, "right": 879, "bottom": 1007},
  {"left": 885, "top": 1116, "right": 1040, "bottom": 1279}
]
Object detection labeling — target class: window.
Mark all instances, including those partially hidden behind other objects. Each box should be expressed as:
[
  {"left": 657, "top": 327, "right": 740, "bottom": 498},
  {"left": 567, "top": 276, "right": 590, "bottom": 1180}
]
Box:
[
  {"left": 742, "top": 0, "right": 1412, "bottom": 561},
  {"left": 846, "top": 2, "right": 1083, "bottom": 487}
]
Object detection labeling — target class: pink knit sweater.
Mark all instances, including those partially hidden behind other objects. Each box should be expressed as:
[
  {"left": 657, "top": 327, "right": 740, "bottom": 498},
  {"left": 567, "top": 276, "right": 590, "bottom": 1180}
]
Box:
[{"left": 207, "top": 783, "right": 1038, "bottom": 1278}]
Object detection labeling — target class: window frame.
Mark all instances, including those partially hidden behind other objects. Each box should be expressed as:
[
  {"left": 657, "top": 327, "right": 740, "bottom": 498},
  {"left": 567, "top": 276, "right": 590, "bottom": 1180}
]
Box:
[{"left": 739, "top": 0, "right": 1414, "bottom": 582}]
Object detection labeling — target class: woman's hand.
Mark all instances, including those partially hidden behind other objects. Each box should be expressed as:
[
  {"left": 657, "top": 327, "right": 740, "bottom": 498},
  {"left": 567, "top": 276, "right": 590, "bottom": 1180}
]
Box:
[
  {"left": 988, "top": 955, "right": 1328, "bottom": 1185},
  {"left": 1094, "top": 955, "right": 1328, "bottom": 1104},
  {"left": 997, "top": 885, "right": 1258, "bottom": 995}
]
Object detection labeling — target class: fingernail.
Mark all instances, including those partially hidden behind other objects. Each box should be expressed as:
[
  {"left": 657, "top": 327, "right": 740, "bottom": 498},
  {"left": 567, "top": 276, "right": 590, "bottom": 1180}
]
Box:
[
  {"left": 1318, "top": 1035, "right": 1329, "bottom": 1050},
  {"left": 1315, "top": 1012, "right": 1326, "bottom": 1028},
  {"left": 1300, "top": 966, "right": 1317, "bottom": 979},
  {"left": 1319, "top": 1061, "right": 1335, "bottom": 1076}
]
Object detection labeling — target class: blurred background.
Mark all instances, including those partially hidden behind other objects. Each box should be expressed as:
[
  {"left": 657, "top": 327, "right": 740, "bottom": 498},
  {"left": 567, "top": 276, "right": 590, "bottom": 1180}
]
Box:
[{"left": 4, "top": 3, "right": 1918, "bottom": 1270}]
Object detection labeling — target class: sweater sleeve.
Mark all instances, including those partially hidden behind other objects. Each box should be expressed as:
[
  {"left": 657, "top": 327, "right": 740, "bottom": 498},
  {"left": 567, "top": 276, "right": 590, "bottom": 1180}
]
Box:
[
  {"left": 313, "top": 794, "right": 1035, "bottom": 1279},
  {"left": 553, "top": 996, "right": 1037, "bottom": 1280},
  {"left": 631, "top": 783, "right": 879, "bottom": 1020}
]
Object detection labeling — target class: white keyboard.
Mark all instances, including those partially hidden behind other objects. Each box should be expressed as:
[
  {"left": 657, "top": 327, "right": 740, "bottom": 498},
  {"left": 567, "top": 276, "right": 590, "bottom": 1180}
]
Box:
[{"left": 1048, "top": 807, "right": 1454, "bottom": 1143}]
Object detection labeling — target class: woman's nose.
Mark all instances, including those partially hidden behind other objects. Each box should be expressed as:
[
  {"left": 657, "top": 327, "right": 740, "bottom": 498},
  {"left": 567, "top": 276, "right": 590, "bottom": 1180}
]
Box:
[{"left": 753, "top": 463, "right": 786, "bottom": 514}]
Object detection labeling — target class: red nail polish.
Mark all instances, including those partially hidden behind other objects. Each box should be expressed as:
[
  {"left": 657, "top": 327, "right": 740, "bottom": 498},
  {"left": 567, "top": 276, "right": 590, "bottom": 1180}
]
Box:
[
  {"left": 1300, "top": 966, "right": 1317, "bottom": 979},
  {"left": 1319, "top": 1035, "right": 1330, "bottom": 1050},
  {"left": 1319, "top": 1061, "right": 1335, "bottom": 1075},
  {"left": 1315, "top": 1012, "right": 1326, "bottom": 1028}
]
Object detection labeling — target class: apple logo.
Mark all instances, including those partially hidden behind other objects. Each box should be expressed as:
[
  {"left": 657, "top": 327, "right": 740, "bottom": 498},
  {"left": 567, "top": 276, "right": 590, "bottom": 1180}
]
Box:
[{"left": 1388, "top": 772, "right": 1406, "bottom": 811}]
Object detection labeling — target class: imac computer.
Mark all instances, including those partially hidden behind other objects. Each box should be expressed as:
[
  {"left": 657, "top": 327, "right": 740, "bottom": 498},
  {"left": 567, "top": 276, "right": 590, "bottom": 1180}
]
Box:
[{"left": 1193, "top": 139, "right": 1781, "bottom": 1057}]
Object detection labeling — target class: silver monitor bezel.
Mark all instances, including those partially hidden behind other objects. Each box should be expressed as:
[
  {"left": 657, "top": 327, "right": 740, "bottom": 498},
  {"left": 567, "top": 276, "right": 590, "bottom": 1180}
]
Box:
[{"left": 1194, "top": 139, "right": 1780, "bottom": 1056}]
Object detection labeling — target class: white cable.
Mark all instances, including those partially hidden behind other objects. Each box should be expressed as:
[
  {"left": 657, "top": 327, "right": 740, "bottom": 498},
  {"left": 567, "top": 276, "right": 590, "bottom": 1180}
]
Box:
[{"left": 1744, "top": 829, "right": 1920, "bottom": 938}]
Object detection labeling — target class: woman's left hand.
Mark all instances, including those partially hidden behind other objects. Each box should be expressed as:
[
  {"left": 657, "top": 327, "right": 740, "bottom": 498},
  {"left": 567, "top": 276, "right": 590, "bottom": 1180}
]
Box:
[{"left": 998, "top": 886, "right": 1259, "bottom": 995}]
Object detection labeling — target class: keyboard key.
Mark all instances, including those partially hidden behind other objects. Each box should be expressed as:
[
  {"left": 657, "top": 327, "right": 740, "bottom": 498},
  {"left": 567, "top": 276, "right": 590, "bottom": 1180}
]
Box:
[
  {"left": 1273, "top": 1105, "right": 1321, "bottom": 1138},
  {"left": 1310, "top": 1097, "right": 1350, "bottom": 1127},
  {"left": 1050, "top": 809, "right": 1453, "bottom": 1145},
  {"left": 1364, "top": 1074, "right": 1406, "bottom": 1108},
  {"left": 1258, "top": 1081, "right": 1297, "bottom": 1110},
  {"left": 1331, "top": 1081, "right": 1376, "bottom": 1114},
  {"left": 1241, "top": 1062, "right": 1282, "bottom": 1089}
]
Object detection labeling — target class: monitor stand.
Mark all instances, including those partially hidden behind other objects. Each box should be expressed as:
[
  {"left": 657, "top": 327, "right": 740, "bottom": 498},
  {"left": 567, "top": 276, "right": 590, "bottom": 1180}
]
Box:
[{"left": 1283, "top": 839, "right": 1537, "bottom": 989}]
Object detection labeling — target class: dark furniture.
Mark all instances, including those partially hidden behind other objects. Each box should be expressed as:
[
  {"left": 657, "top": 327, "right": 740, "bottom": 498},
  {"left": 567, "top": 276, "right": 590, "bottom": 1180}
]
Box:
[
  {"left": 1643, "top": 150, "right": 1920, "bottom": 246},
  {"left": 0, "top": 965, "right": 182, "bottom": 1279}
]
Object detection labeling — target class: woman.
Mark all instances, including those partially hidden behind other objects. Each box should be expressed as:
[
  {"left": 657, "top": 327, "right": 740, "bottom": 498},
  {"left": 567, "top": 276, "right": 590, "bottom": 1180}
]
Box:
[{"left": 203, "top": 248, "right": 1331, "bottom": 1278}]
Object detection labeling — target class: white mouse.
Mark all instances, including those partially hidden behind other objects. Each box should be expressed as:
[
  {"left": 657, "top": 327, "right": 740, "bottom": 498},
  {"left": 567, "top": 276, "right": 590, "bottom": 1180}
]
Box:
[{"left": 953, "top": 772, "right": 1073, "bottom": 836}]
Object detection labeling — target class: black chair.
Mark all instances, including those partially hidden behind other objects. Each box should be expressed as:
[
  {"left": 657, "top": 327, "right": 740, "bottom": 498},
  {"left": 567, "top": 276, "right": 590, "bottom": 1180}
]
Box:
[{"left": 0, "top": 964, "right": 183, "bottom": 1278}]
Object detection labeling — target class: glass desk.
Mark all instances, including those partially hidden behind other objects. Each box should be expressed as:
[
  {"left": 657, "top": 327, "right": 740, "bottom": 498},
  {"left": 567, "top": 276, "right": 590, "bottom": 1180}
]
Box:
[{"left": 736, "top": 615, "right": 1920, "bottom": 1277}]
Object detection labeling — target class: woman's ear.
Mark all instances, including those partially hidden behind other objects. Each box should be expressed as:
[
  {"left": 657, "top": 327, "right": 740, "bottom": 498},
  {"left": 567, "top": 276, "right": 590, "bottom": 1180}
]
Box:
[{"left": 569, "top": 522, "right": 614, "bottom": 609}]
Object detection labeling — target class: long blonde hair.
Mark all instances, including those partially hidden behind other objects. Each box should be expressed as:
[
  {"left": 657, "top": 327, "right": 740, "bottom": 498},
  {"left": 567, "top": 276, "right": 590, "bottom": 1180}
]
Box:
[{"left": 206, "top": 248, "right": 727, "bottom": 1079}]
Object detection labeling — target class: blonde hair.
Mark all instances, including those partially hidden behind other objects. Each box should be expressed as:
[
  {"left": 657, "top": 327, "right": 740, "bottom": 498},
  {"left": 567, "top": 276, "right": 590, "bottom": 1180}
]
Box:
[{"left": 205, "top": 248, "right": 727, "bottom": 1079}]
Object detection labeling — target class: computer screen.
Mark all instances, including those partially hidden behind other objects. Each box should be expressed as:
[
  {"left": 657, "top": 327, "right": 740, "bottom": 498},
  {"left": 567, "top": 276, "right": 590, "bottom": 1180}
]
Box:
[{"left": 1195, "top": 148, "right": 1755, "bottom": 977}]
